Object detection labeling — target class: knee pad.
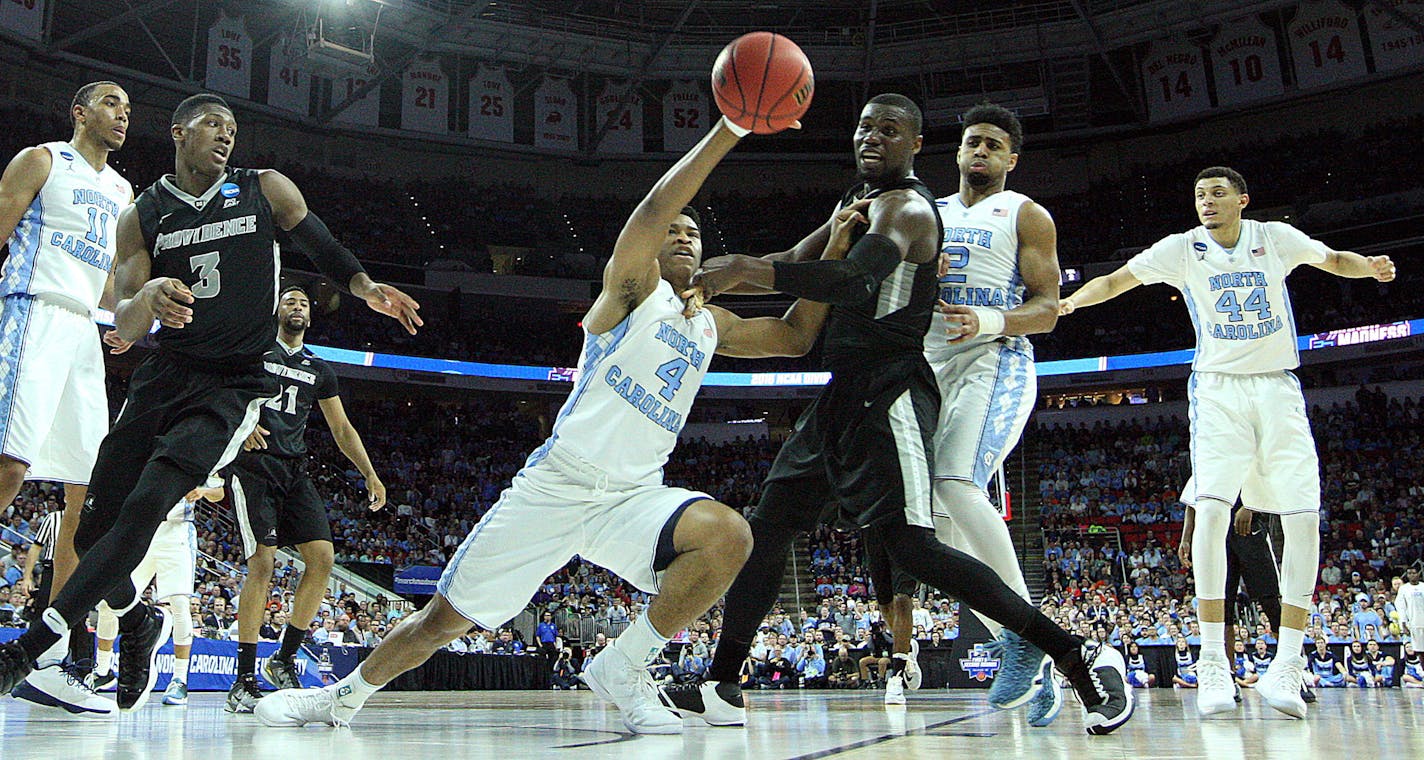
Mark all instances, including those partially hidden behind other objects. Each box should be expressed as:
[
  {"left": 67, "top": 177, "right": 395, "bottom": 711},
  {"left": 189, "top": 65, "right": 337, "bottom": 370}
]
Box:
[
  {"left": 1278, "top": 512, "right": 1320, "bottom": 610},
  {"left": 96, "top": 603, "right": 119, "bottom": 642},
  {"left": 167, "top": 595, "right": 193, "bottom": 646}
]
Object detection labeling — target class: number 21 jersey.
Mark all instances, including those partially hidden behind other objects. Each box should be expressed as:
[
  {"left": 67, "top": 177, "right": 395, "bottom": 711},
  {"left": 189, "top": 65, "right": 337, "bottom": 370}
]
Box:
[{"left": 135, "top": 168, "right": 279, "bottom": 365}]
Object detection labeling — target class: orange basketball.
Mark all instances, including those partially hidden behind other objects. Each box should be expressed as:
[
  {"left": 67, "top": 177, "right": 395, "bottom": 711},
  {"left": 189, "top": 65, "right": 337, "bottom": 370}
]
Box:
[{"left": 711, "top": 32, "right": 814, "bottom": 134}]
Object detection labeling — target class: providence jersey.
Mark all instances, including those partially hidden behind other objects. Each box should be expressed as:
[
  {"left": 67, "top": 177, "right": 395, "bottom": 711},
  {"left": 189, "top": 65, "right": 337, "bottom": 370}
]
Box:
[
  {"left": 821, "top": 177, "right": 943, "bottom": 372},
  {"left": 1127, "top": 219, "right": 1329, "bottom": 374},
  {"left": 258, "top": 341, "right": 339, "bottom": 459},
  {"left": 525, "top": 279, "right": 717, "bottom": 486},
  {"left": 926, "top": 189, "right": 1033, "bottom": 360},
  {"left": 1, "top": 142, "right": 132, "bottom": 311},
  {"left": 135, "top": 168, "right": 279, "bottom": 364}
]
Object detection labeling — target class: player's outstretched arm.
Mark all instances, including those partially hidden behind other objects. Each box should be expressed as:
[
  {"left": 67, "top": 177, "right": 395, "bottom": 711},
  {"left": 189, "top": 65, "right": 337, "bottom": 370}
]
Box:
[
  {"left": 318, "top": 394, "right": 386, "bottom": 511},
  {"left": 694, "top": 191, "right": 931, "bottom": 304},
  {"left": 708, "top": 220, "right": 836, "bottom": 297},
  {"left": 1059, "top": 264, "right": 1142, "bottom": 315},
  {"left": 0, "top": 147, "right": 50, "bottom": 244},
  {"left": 584, "top": 119, "right": 745, "bottom": 334},
  {"left": 1310, "top": 250, "right": 1396, "bottom": 282},
  {"left": 710, "top": 199, "right": 870, "bottom": 357},
  {"left": 258, "top": 170, "right": 422, "bottom": 334}
]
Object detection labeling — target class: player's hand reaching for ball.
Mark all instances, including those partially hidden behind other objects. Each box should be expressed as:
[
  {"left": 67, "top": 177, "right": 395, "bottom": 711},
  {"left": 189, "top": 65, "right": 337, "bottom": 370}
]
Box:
[
  {"left": 366, "top": 474, "right": 387, "bottom": 511},
  {"left": 356, "top": 280, "right": 423, "bottom": 335},
  {"left": 140, "top": 277, "right": 194, "bottom": 329},
  {"left": 1368, "top": 255, "right": 1396, "bottom": 282}
]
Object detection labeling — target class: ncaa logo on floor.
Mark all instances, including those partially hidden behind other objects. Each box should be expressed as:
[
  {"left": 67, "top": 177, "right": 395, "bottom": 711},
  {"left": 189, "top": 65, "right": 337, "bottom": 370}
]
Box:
[{"left": 959, "top": 643, "right": 1002, "bottom": 681}]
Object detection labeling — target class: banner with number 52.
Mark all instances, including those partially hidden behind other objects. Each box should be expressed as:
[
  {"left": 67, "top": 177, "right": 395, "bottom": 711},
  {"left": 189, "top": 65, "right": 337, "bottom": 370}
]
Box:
[
  {"left": 663, "top": 81, "right": 707, "bottom": 152},
  {"left": 205, "top": 12, "right": 252, "bottom": 100}
]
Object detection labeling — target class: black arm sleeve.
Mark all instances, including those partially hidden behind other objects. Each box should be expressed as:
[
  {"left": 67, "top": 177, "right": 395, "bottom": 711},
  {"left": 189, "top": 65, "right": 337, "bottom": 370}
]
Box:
[
  {"left": 770, "top": 232, "right": 902, "bottom": 306},
  {"left": 288, "top": 212, "right": 365, "bottom": 293}
]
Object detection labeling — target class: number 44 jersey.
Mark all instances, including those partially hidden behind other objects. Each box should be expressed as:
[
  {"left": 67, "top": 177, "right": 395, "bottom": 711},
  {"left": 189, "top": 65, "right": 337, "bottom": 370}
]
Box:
[
  {"left": 525, "top": 279, "right": 718, "bottom": 487},
  {"left": 136, "top": 168, "right": 280, "bottom": 365},
  {"left": 1127, "top": 219, "right": 1329, "bottom": 374}
]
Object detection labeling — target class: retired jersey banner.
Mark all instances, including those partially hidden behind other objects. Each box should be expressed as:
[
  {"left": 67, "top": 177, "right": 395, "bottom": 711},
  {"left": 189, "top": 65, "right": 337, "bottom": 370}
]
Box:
[
  {"left": 1288, "top": 0, "right": 1368, "bottom": 90},
  {"left": 401, "top": 58, "right": 448, "bottom": 133},
  {"left": 0, "top": 0, "right": 45, "bottom": 40},
  {"left": 468, "top": 65, "right": 514, "bottom": 143},
  {"left": 1141, "top": 37, "right": 1210, "bottom": 121},
  {"left": 267, "top": 34, "right": 313, "bottom": 116},
  {"left": 594, "top": 82, "right": 644, "bottom": 153},
  {"left": 1211, "top": 16, "right": 1286, "bottom": 107},
  {"left": 662, "top": 80, "right": 707, "bottom": 152},
  {"left": 1364, "top": 0, "right": 1424, "bottom": 73},
  {"left": 205, "top": 12, "right": 252, "bottom": 100},
  {"left": 330, "top": 61, "right": 382, "bottom": 127},
  {"left": 533, "top": 77, "right": 577, "bottom": 151}
]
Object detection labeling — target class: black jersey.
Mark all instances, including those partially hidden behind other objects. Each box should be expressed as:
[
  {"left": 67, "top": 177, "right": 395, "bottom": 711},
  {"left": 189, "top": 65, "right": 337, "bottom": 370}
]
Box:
[
  {"left": 136, "top": 168, "right": 279, "bottom": 365},
  {"left": 258, "top": 341, "right": 339, "bottom": 459},
  {"left": 820, "top": 177, "right": 943, "bottom": 372}
]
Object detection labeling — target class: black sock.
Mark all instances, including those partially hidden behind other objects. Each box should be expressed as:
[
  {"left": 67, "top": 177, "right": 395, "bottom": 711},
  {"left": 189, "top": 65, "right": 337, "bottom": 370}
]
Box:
[
  {"left": 708, "top": 513, "right": 800, "bottom": 684},
  {"left": 118, "top": 603, "right": 150, "bottom": 634},
  {"left": 68, "top": 622, "right": 95, "bottom": 668},
  {"left": 16, "top": 622, "right": 62, "bottom": 662},
  {"left": 237, "top": 642, "right": 258, "bottom": 676},
  {"left": 278, "top": 624, "right": 305, "bottom": 660}
]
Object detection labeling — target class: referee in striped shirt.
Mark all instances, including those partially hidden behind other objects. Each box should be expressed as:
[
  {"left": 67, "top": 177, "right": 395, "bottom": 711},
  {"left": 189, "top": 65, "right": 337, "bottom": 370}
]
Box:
[{"left": 19, "top": 507, "right": 61, "bottom": 617}]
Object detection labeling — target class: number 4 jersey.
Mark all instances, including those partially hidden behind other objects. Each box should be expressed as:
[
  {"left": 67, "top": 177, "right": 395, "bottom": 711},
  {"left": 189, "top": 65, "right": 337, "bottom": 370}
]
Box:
[
  {"left": 524, "top": 279, "right": 717, "bottom": 487},
  {"left": 1127, "top": 219, "right": 1329, "bottom": 374},
  {"left": 135, "top": 168, "right": 279, "bottom": 365}
]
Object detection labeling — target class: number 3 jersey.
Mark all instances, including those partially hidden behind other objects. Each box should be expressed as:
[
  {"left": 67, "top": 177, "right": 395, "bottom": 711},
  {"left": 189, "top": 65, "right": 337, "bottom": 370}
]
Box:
[
  {"left": 1127, "top": 219, "right": 1328, "bottom": 374},
  {"left": 525, "top": 279, "right": 717, "bottom": 486},
  {"left": 135, "top": 168, "right": 279, "bottom": 365}
]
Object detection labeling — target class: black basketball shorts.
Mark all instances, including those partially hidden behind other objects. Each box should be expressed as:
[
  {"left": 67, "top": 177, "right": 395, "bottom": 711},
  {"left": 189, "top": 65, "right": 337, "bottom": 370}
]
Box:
[{"left": 225, "top": 451, "right": 331, "bottom": 559}]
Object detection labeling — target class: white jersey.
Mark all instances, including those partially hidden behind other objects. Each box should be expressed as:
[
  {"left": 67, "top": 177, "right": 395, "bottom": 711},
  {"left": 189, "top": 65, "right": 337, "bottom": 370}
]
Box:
[
  {"left": 1127, "top": 219, "right": 1328, "bottom": 374},
  {"left": 525, "top": 279, "right": 717, "bottom": 486},
  {"left": 926, "top": 190, "right": 1033, "bottom": 360},
  {"left": 1399, "top": 582, "right": 1424, "bottom": 627},
  {"left": 0, "top": 142, "right": 131, "bottom": 312}
]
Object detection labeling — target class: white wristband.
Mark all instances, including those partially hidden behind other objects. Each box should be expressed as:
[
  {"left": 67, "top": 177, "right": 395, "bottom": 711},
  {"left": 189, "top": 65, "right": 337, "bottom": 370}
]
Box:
[
  {"left": 969, "top": 307, "right": 1005, "bottom": 337},
  {"left": 720, "top": 115, "right": 751, "bottom": 137}
]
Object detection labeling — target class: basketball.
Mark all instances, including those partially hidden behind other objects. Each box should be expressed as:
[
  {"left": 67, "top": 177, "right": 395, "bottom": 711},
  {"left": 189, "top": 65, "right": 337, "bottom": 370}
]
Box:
[{"left": 711, "top": 32, "right": 814, "bottom": 134}]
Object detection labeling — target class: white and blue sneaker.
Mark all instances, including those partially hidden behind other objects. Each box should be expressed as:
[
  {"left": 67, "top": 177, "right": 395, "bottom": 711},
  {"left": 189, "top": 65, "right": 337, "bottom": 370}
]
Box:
[
  {"left": 1026, "top": 656, "right": 1064, "bottom": 726},
  {"left": 12, "top": 664, "right": 116, "bottom": 717},
  {"left": 162, "top": 678, "right": 188, "bottom": 706},
  {"left": 985, "top": 630, "right": 1047, "bottom": 709}
]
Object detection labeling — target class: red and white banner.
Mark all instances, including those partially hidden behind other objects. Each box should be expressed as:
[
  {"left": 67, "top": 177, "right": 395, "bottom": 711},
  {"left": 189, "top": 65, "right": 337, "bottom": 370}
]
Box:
[
  {"left": 205, "top": 12, "right": 252, "bottom": 100},
  {"left": 1288, "top": 0, "right": 1368, "bottom": 90},
  {"left": 1140, "top": 37, "right": 1210, "bottom": 122},
  {"left": 468, "top": 65, "right": 514, "bottom": 143},
  {"left": 266, "top": 34, "right": 312, "bottom": 116},
  {"left": 1210, "top": 16, "right": 1286, "bottom": 107},
  {"left": 593, "top": 82, "right": 643, "bottom": 153},
  {"left": 0, "top": 0, "right": 45, "bottom": 40},
  {"left": 1364, "top": 0, "right": 1424, "bottom": 73},
  {"left": 329, "top": 61, "right": 382, "bottom": 127},
  {"left": 401, "top": 58, "right": 447, "bottom": 133},
  {"left": 662, "top": 81, "right": 707, "bottom": 152},
  {"left": 533, "top": 77, "right": 577, "bottom": 151}
]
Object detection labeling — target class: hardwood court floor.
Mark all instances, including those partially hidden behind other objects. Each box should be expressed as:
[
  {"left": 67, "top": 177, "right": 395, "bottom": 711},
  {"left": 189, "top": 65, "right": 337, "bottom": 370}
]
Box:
[{"left": 1, "top": 687, "right": 1421, "bottom": 759}]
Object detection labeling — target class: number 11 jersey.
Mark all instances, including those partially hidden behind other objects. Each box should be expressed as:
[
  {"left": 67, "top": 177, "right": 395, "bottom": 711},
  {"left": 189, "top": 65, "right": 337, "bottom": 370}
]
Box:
[{"left": 135, "top": 168, "right": 279, "bottom": 365}]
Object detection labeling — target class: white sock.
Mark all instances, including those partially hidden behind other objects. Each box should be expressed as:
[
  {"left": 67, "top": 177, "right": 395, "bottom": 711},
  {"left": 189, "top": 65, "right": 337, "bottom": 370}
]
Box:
[
  {"left": 172, "top": 657, "right": 190, "bottom": 682},
  {"left": 1277, "top": 628, "right": 1305, "bottom": 663},
  {"left": 96, "top": 648, "right": 114, "bottom": 675},
  {"left": 610, "top": 614, "right": 670, "bottom": 667},
  {"left": 1200, "top": 621, "right": 1226, "bottom": 659},
  {"left": 36, "top": 630, "right": 70, "bottom": 668},
  {"left": 333, "top": 663, "right": 381, "bottom": 708}
]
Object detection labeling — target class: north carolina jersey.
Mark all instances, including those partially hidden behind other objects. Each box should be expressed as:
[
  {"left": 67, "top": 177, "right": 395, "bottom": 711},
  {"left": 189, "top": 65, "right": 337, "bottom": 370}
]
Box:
[
  {"left": 1127, "top": 220, "right": 1329, "bottom": 373},
  {"left": 926, "top": 190, "right": 1032, "bottom": 359},
  {"left": 525, "top": 279, "right": 717, "bottom": 486},
  {"left": 1, "top": 142, "right": 131, "bottom": 311}
]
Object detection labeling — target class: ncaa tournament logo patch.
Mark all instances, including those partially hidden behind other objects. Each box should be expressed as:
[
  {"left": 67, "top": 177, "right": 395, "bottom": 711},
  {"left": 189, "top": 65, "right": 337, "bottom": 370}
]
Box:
[
  {"left": 220, "top": 183, "right": 241, "bottom": 198},
  {"left": 59, "top": 150, "right": 74, "bottom": 160},
  {"left": 1192, "top": 241, "right": 1208, "bottom": 260},
  {"left": 960, "top": 643, "right": 1002, "bottom": 682}
]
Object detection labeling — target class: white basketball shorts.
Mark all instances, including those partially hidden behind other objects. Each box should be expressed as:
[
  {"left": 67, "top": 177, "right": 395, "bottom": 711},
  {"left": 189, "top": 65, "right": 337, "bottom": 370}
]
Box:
[
  {"left": 437, "top": 446, "right": 712, "bottom": 628},
  {"left": 0, "top": 294, "right": 107, "bottom": 484},
  {"left": 1187, "top": 370, "right": 1320, "bottom": 515},
  {"left": 927, "top": 339, "right": 1036, "bottom": 498},
  {"left": 131, "top": 519, "right": 198, "bottom": 600}
]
